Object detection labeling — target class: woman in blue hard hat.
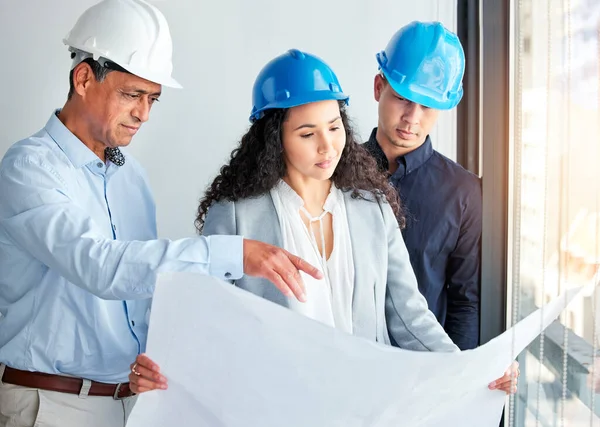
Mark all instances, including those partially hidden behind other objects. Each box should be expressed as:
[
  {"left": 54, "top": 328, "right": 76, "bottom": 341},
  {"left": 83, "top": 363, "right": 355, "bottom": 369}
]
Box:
[{"left": 128, "top": 48, "right": 519, "bottom": 395}]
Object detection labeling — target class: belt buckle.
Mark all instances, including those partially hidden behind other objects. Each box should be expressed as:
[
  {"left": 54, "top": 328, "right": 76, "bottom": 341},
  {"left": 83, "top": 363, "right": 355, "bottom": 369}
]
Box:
[{"left": 113, "top": 383, "right": 126, "bottom": 400}]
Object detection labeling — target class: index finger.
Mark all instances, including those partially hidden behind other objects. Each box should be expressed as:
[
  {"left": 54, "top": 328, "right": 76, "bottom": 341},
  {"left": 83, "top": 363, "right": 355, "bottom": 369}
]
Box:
[{"left": 288, "top": 253, "right": 323, "bottom": 280}]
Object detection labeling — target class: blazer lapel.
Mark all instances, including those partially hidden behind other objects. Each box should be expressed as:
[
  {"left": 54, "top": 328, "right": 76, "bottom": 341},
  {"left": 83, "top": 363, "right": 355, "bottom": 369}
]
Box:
[
  {"left": 238, "top": 193, "right": 287, "bottom": 306},
  {"left": 242, "top": 193, "right": 283, "bottom": 247},
  {"left": 343, "top": 192, "right": 381, "bottom": 338}
]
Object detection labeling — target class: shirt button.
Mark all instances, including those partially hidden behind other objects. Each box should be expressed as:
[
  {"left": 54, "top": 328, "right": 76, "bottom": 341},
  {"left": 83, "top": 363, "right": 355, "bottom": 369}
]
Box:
[
  {"left": 96, "top": 162, "right": 103, "bottom": 168},
  {"left": 224, "top": 272, "right": 232, "bottom": 279},
  {"left": 131, "top": 320, "right": 135, "bottom": 327}
]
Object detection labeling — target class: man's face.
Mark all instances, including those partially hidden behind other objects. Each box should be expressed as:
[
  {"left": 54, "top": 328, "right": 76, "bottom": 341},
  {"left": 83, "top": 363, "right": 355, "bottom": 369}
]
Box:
[
  {"left": 75, "top": 63, "right": 162, "bottom": 148},
  {"left": 373, "top": 74, "right": 439, "bottom": 151}
]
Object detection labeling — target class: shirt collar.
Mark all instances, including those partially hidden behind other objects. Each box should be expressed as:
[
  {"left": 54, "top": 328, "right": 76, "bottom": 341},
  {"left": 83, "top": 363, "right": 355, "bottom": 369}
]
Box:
[
  {"left": 45, "top": 109, "right": 101, "bottom": 169},
  {"left": 275, "top": 179, "right": 340, "bottom": 214},
  {"left": 364, "top": 127, "right": 434, "bottom": 177}
]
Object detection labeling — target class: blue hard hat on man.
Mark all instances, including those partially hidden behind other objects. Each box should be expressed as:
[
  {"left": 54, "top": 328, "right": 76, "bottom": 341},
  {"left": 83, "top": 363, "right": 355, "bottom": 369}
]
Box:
[{"left": 376, "top": 21, "right": 465, "bottom": 110}]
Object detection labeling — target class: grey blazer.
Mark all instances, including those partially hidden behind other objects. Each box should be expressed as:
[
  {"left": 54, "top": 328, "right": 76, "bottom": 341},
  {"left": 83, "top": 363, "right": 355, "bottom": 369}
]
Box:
[{"left": 203, "top": 190, "right": 458, "bottom": 352}]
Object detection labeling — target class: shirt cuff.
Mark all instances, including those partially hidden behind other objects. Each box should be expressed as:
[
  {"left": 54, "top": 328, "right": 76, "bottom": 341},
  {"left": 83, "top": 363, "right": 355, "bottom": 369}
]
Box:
[{"left": 207, "top": 235, "right": 243, "bottom": 280}]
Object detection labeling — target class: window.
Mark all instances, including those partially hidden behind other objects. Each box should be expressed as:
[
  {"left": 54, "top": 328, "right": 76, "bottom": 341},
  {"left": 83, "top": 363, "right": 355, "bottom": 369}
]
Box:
[{"left": 509, "top": 0, "right": 600, "bottom": 425}]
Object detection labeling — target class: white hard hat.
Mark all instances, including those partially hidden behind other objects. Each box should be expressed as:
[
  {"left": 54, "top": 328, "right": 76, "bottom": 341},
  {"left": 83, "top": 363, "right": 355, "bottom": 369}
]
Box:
[{"left": 63, "top": 0, "right": 181, "bottom": 88}]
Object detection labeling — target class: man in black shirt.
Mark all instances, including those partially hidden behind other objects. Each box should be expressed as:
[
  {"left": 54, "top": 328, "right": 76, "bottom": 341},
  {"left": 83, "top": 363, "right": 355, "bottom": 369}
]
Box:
[{"left": 364, "top": 21, "right": 481, "bottom": 350}]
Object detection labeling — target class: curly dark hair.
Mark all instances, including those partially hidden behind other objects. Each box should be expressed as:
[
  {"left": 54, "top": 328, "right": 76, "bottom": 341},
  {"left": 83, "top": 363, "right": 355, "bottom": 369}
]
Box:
[{"left": 195, "top": 102, "right": 403, "bottom": 232}]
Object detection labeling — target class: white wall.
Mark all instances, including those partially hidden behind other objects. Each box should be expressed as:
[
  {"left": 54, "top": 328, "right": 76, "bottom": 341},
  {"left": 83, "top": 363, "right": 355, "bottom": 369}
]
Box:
[{"left": 0, "top": 0, "right": 457, "bottom": 239}]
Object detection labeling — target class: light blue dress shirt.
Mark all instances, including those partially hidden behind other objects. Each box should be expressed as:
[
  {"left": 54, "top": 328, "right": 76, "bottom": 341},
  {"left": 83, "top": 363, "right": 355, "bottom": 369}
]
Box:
[{"left": 0, "top": 111, "right": 243, "bottom": 383}]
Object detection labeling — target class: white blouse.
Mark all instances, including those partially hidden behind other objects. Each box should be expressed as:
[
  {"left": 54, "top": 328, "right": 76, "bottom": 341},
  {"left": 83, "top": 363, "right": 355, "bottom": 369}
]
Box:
[{"left": 270, "top": 180, "right": 355, "bottom": 334}]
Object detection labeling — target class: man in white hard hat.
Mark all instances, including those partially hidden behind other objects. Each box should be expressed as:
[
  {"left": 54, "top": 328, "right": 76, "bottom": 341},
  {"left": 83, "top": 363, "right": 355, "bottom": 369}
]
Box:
[{"left": 0, "top": 1, "right": 321, "bottom": 426}]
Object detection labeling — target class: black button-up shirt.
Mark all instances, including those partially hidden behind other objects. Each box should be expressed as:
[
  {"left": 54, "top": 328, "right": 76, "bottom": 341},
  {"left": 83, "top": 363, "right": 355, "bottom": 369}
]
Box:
[{"left": 364, "top": 128, "right": 481, "bottom": 350}]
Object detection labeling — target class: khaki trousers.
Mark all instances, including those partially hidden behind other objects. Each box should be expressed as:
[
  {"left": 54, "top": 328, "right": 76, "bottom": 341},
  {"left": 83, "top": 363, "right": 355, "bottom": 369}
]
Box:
[{"left": 0, "top": 364, "right": 137, "bottom": 427}]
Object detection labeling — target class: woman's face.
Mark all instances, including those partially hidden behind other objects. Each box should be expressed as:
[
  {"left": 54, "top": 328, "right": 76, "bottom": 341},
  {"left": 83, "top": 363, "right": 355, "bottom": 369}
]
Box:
[{"left": 281, "top": 100, "right": 346, "bottom": 183}]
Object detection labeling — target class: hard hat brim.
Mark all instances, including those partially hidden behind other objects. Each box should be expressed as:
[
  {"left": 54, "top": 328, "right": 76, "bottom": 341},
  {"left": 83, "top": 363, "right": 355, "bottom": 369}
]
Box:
[
  {"left": 250, "top": 91, "right": 349, "bottom": 122},
  {"left": 121, "top": 63, "right": 183, "bottom": 89},
  {"left": 65, "top": 44, "right": 182, "bottom": 89},
  {"left": 380, "top": 67, "right": 461, "bottom": 111}
]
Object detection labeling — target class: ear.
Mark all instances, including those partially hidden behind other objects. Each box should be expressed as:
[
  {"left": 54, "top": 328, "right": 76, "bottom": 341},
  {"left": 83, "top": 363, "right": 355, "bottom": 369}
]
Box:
[
  {"left": 374, "top": 74, "right": 385, "bottom": 102},
  {"left": 71, "top": 62, "right": 95, "bottom": 98}
]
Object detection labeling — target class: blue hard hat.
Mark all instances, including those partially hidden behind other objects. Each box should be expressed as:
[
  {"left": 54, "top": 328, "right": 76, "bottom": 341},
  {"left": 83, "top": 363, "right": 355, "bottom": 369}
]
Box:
[
  {"left": 376, "top": 21, "right": 465, "bottom": 110},
  {"left": 250, "top": 49, "right": 349, "bottom": 122}
]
